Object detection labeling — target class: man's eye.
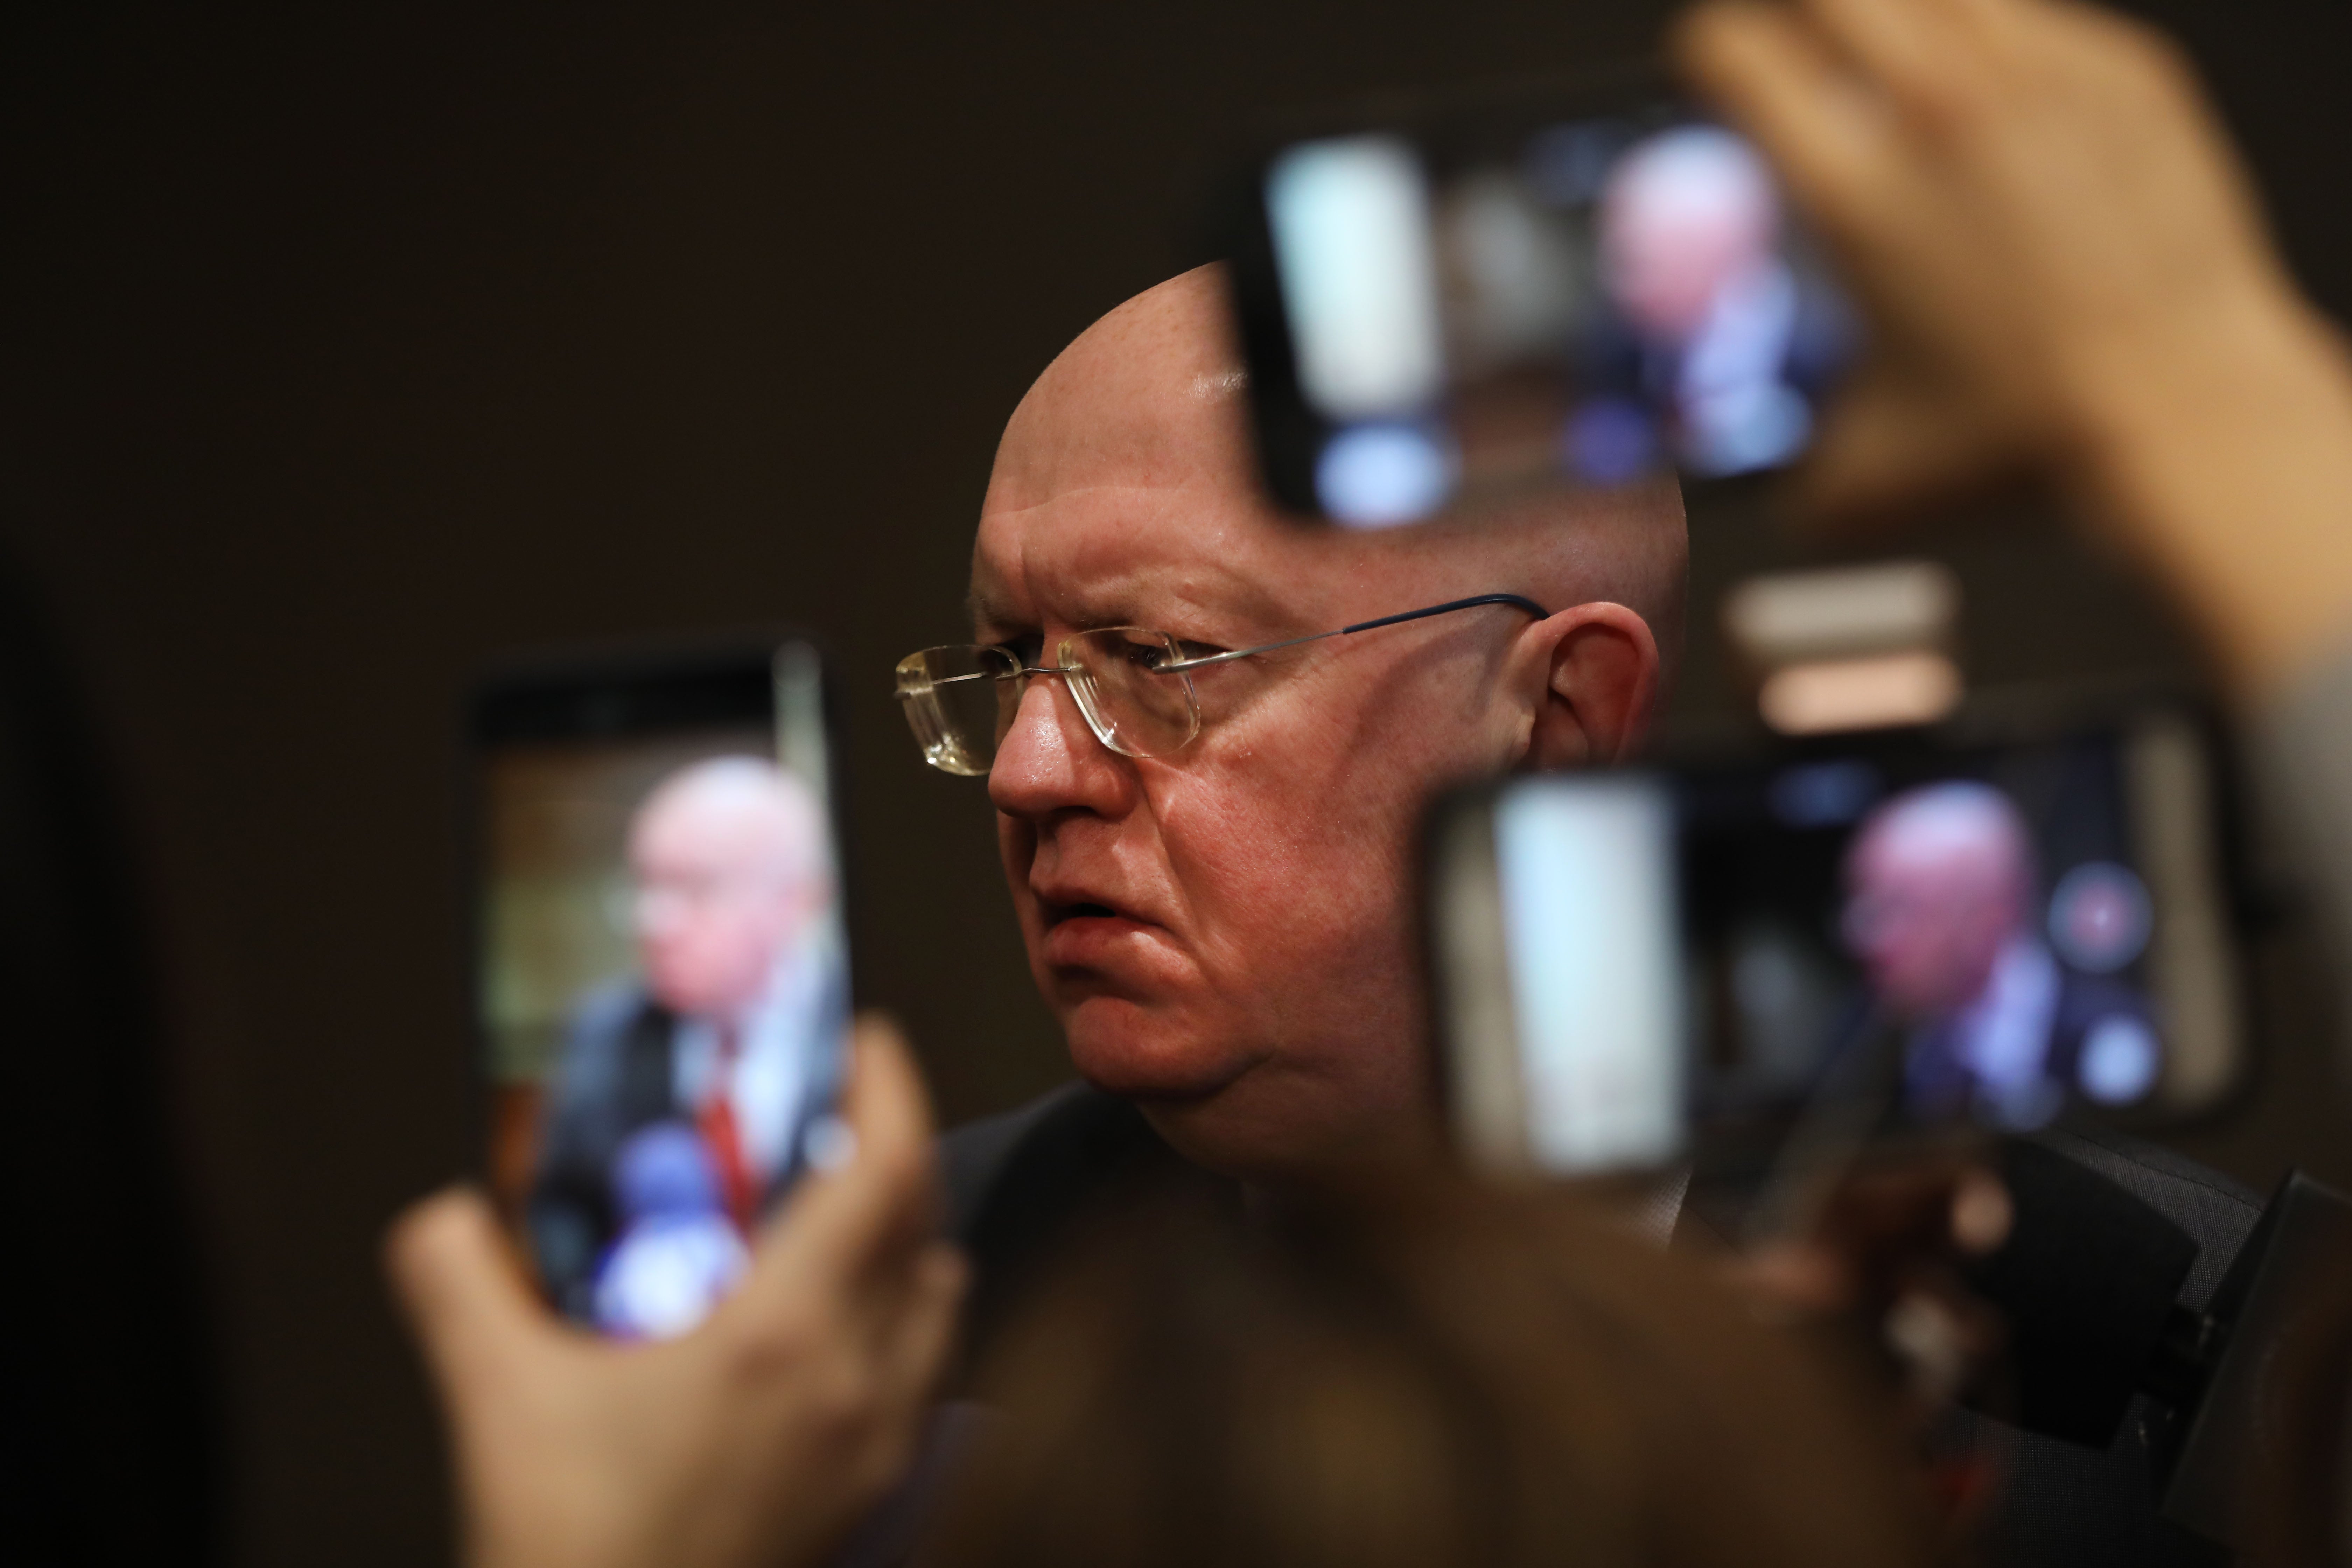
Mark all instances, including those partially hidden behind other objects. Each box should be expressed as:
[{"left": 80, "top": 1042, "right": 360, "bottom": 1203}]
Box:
[{"left": 1113, "top": 638, "right": 1169, "bottom": 669}]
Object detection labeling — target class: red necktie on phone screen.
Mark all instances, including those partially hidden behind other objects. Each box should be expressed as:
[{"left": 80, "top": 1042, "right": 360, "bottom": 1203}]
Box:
[{"left": 699, "top": 1025, "right": 757, "bottom": 1233}]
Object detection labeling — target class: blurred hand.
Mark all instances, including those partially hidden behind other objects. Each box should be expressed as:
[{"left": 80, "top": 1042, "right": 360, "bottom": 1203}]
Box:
[
  {"left": 1723, "top": 1156, "right": 2018, "bottom": 1527},
  {"left": 1678, "top": 0, "right": 2352, "bottom": 696},
  {"left": 1677, "top": 0, "right": 2284, "bottom": 508},
  {"left": 387, "top": 1016, "right": 965, "bottom": 1568},
  {"left": 1727, "top": 1155, "right": 2014, "bottom": 1411}
]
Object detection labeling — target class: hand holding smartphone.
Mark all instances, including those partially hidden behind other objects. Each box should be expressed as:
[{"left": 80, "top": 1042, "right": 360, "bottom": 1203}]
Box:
[{"left": 387, "top": 1018, "right": 965, "bottom": 1568}]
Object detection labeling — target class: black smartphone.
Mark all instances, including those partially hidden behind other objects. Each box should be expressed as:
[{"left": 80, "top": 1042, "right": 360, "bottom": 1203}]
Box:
[
  {"left": 1222, "top": 73, "right": 1859, "bottom": 527},
  {"left": 469, "top": 637, "right": 852, "bottom": 1337},
  {"left": 1427, "top": 698, "right": 2245, "bottom": 1180}
]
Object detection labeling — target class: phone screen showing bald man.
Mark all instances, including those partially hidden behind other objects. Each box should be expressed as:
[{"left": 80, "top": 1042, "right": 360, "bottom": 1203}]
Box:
[
  {"left": 1434, "top": 706, "right": 2245, "bottom": 1181},
  {"left": 1225, "top": 84, "right": 1858, "bottom": 527},
  {"left": 469, "top": 639, "right": 852, "bottom": 1338}
]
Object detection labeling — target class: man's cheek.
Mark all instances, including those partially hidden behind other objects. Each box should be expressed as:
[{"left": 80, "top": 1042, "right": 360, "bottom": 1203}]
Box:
[
  {"left": 1191, "top": 848, "right": 1388, "bottom": 995},
  {"left": 996, "top": 820, "right": 1045, "bottom": 924},
  {"left": 996, "top": 813, "right": 1037, "bottom": 880}
]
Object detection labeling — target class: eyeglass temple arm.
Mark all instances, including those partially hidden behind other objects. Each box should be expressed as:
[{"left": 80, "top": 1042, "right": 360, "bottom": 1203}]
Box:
[
  {"left": 1339, "top": 592, "right": 1551, "bottom": 635},
  {"left": 1155, "top": 592, "right": 1552, "bottom": 673}
]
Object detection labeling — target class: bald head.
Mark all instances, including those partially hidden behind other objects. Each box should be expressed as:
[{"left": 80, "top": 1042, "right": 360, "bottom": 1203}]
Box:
[
  {"left": 987, "top": 266, "right": 1687, "bottom": 688},
  {"left": 629, "top": 757, "right": 831, "bottom": 1020}
]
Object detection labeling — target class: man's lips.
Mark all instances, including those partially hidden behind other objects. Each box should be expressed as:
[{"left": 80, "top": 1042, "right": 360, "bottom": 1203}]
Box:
[{"left": 1035, "top": 889, "right": 1168, "bottom": 970}]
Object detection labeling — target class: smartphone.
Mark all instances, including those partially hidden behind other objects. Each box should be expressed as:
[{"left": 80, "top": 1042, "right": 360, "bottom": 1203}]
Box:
[
  {"left": 1222, "top": 74, "right": 1859, "bottom": 527},
  {"left": 469, "top": 637, "right": 852, "bottom": 1337},
  {"left": 1429, "top": 700, "right": 2245, "bottom": 1180}
]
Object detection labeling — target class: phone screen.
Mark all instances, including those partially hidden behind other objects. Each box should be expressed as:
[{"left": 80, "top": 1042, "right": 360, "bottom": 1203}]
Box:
[
  {"left": 1454, "top": 719, "right": 2231, "bottom": 1177},
  {"left": 1491, "top": 776, "right": 1688, "bottom": 1172},
  {"left": 1235, "top": 98, "right": 1858, "bottom": 526},
  {"left": 473, "top": 642, "right": 849, "bottom": 1337}
]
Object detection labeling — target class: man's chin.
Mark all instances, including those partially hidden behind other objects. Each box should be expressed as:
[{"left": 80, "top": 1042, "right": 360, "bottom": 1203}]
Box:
[
  {"left": 1059, "top": 999, "right": 1441, "bottom": 1183},
  {"left": 1059, "top": 995, "right": 1258, "bottom": 1103}
]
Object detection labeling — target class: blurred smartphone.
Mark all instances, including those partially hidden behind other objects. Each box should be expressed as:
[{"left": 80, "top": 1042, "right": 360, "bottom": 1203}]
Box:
[
  {"left": 1222, "top": 74, "right": 1859, "bottom": 527},
  {"left": 1428, "top": 701, "right": 2245, "bottom": 1180},
  {"left": 469, "top": 637, "right": 852, "bottom": 1337}
]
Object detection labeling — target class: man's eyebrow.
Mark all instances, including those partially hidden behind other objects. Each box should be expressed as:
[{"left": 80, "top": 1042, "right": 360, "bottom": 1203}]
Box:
[
  {"left": 967, "top": 588, "right": 1028, "bottom": 637},
  {"left": 966, "top": 561, "right": 1302, "bottom": 640},
  {"left": 1114, "top": 568, "right": 1299, "bottom": 640}
]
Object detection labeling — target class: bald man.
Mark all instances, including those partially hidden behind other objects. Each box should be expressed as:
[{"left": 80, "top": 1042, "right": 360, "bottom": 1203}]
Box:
[
  {"left": 527, "top": 756, "right": 848, "bottom": 1321},
  {"left": 1842, "top": 783, "right": 2160, "bottom": 1130},
  {"left": 923, "top": 264, "right": 1686, "bottom": 1326}
]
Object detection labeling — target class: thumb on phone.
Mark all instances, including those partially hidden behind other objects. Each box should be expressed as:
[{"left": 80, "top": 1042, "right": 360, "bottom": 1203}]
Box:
[
  {"left": 735, "top": 1012, "right": 947, "bottom": 1306},
  {"left": 386, "top": 1186, "right": 551, "bottom": 1412}
]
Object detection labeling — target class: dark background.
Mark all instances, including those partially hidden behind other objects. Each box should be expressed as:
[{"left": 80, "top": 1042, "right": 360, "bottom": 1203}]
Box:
[{"left": 6, "top": 1, "right": 2350, "bottom": 1561}]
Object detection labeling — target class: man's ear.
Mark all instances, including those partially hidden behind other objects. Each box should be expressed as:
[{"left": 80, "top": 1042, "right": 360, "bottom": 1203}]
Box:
[{"left": 1519, "top": 602, "right": 1660, "bottom": 769}]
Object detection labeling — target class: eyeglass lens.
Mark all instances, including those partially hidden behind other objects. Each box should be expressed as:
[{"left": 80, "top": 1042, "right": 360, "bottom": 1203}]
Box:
[
  {"left": 894, "top": 628, "right": 1199, "bottom": 775},
  {"left": 894, "top": 645, "right": 1019, "bottom": 776},
  {"left": 1061, "top": 628, "right": 1197, "bottom": 759}
]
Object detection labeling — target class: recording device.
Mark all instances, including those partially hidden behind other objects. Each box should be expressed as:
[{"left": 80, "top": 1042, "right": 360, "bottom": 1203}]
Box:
[
  {"left": 2157, "top": 1169, "right": 2352, "bottom": 1546},
  {"left": 1221, "top": 74, "right": 1859, "bottom": 527},
  {"left": 1963, "top": 1150, "right": 2352, "bottom": 1553},
  {"left": 1429, "top": 698, "right": 2245, "bottom": 1181},
  {"left": 1965, "top": 1139, "right": 2202, "bottom": 1448},
  {"left": 469, "top": 638, "right": 852, "bottom": 1339}
]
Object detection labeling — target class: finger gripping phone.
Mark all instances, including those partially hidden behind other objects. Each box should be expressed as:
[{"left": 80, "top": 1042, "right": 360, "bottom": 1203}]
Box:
[{"left": 469, "top": 637, "right": 853, "bottom": 1338}]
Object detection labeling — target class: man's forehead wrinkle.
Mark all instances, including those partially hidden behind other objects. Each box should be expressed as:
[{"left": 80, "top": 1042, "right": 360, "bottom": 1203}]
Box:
[
  {"left": 980, "top": 343, "right": 1301, "bottom": 621},
  {"left": 1018, "top": 524, "right": 1292, "bottom": 634},
  {"left": 971, "top": 498, "right": 1279, "bottom": 648},
  {"left": 978, "top": 478, "right": 1206, "bottom": 530},
  {"left": 992, "top": 391, "right": 1240, "bottom": 507},
  {"left": 967, "top": 582, "right": 1017, "bottom": 637}
]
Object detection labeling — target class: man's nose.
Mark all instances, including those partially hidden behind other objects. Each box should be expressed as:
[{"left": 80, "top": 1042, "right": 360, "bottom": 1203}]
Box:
[{"left": 988, "top": 673, "right": 1134, "bottom": 820}]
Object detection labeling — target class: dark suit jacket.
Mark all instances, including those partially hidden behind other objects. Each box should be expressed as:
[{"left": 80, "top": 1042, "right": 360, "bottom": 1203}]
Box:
[
  {"left": 1907, "top": 966, "right": 2158, "bottom": 1121},
  {"left": 1966, "top": 1123, "right": 2261, "bottom": 1568},
  {"left": 528, "top": 977, "right": 846, "bottom": 1320},
  {"left": 1572, "top": 275, "right": 1853, "bottom": 427},
  {"left": 938, "top": 1085, "right": 2261, "bottom": 1568}
]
